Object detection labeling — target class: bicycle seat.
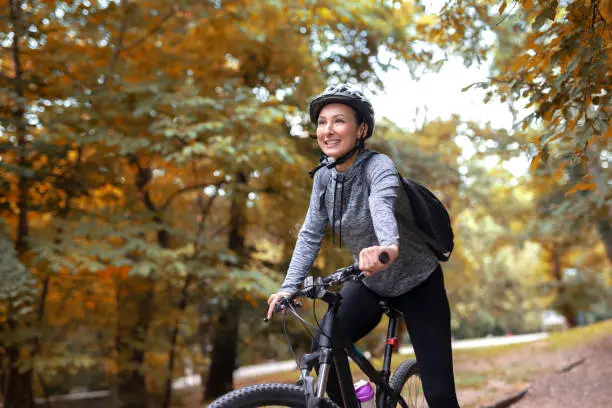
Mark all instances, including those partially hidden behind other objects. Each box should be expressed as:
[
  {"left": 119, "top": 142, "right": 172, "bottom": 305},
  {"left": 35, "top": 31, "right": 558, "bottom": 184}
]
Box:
[{"left": 379, "top": 299, "right": 403, "bottom": 318}]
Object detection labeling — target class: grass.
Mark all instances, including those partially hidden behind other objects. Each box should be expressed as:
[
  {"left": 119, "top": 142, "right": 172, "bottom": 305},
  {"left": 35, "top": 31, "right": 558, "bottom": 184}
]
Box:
[{"left": 546, "top": 318, "right": 612, "bottom": 351}]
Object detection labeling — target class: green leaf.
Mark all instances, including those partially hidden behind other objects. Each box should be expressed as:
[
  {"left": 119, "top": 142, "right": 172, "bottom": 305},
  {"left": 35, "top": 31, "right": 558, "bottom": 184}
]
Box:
[{"left": 532, "top": 7, "right": 556, "bottom": 31}]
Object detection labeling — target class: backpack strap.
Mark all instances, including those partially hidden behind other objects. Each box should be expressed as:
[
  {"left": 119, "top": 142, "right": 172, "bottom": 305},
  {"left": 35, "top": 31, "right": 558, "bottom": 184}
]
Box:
[{"left": 361, "top": 153, "right": 447, "bottom": 255}]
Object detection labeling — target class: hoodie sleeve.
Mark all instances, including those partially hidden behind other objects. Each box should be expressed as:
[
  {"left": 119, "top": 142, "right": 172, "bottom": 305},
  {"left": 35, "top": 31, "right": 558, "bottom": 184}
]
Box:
[
  {"left": 365, "top": 154, "right": 400, "bottom": 247},
  {"left": 279, "top": 170, "right": 329, "bottom": 293}
]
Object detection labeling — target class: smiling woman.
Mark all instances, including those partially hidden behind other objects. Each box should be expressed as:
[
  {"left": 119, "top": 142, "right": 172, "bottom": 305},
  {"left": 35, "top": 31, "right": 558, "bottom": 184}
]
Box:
[{"left": 266, "top": 84, "right": 461, "bottom": 407}]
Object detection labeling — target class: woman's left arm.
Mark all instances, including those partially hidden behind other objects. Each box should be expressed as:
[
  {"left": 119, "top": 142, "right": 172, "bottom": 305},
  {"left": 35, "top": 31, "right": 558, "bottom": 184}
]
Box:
[{"left": 360, "top": 154, "right": 401, "bottom": 275}]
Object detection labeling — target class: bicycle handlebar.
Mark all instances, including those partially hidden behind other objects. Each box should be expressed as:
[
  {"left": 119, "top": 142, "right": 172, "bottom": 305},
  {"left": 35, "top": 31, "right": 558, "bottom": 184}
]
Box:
[
  {"left": 320, "top": 251, "right": 389, "bottom": 286},
  {"left": 265, "top": 252, "right": 390, "bottom": 321}
]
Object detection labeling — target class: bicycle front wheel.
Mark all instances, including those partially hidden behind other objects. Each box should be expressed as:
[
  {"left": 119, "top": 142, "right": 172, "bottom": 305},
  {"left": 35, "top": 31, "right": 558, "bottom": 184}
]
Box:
[
  {"left": 207, "top": 383, "right": 340, "bottom": 408},
  {"left": 389, "top": 359, "right": 428, "bottom": 407}
]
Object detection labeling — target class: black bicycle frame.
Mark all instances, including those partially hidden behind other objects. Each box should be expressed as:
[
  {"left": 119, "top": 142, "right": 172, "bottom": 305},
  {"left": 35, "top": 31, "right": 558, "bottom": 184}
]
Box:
[{"left": 313, "top": 292, "right": 408, "bottom": 408}]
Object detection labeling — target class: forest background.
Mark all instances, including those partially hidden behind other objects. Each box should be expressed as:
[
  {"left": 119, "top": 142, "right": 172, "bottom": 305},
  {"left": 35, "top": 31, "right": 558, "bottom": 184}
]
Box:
[{"left": 1, "top": 0, "right": 610, "bottom": 407}]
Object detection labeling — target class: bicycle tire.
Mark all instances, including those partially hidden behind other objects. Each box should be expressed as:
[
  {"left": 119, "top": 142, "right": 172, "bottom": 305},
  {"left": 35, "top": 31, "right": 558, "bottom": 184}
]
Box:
[
  {"left": 389, "top": 359, "right": 428, "bottom": 407},
  {"left": 207, "top": 383, "right": 340, "bottom": 408}
]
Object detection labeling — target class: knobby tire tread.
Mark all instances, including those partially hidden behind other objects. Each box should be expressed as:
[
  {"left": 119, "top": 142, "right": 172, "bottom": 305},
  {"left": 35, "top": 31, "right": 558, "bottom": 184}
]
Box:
[
  {"left": 207, "top": 383, "right": 339, "bottom": 408},
  {"left": 390, "top": 359, "right": 420, "bottom": 390},
  {"left": 389, "top": 359, "right": 424, "bottom": 408}
]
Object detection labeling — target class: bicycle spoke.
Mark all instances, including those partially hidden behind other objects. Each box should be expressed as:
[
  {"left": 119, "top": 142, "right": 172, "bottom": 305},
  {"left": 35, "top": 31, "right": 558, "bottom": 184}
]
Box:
[{"left": 400, "top": 374, "right": 428, "bottom": 408}]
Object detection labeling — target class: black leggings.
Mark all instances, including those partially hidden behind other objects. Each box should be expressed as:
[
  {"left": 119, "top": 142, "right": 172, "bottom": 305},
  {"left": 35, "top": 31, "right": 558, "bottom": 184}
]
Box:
[{"left": 313, "top": 265, "right": 460, "bottom": 408}]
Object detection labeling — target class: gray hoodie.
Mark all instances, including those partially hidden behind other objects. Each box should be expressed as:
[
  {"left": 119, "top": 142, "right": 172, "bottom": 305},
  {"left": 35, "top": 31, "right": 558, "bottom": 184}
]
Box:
[{"left": 280, "top": 150, "right": 439, "bottom": 297}]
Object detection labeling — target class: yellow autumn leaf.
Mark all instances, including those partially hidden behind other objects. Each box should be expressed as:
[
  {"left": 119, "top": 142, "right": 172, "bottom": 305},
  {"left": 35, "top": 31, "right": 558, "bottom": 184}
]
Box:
[
  {"left": 566, "top": 181, "right": 596, "bottom": 195},
  {"left": 529, "top": 151, "right": 542, "bottom": 172},
  {"left": 318, "top": 7, "right": 334, "bottom": 21},
  {"left": 416, "top": 14, "right": 440, "bottom": 26}
]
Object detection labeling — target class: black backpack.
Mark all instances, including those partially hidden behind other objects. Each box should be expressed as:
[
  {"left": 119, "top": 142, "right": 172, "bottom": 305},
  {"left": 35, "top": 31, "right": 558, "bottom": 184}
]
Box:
[
  {"left": 394, "top": 175, "right": 454, "bottom": 261},
  {"left": 316, "top": 153, "right": 454, "bottom": 261}
]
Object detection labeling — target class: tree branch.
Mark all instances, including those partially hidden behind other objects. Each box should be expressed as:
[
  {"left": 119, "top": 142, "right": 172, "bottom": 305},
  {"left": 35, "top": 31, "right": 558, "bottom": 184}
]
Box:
[
  {"left": 122, "top": 6, "right": 178, "bottom": 53},
  {"left": 160, "top": 180, "right": 225, "bottom": 211},
  {"left": 108, "top": 1, "right": 128, "bottom": 75}
]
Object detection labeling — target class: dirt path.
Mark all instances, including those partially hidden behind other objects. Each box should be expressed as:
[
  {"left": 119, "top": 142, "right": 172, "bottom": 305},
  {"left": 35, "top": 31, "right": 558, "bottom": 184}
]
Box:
[
  {"left": 457, "top": 333, "right": 612, "bottom": 408},
  {"left": 513, "top": 335, "right": 612, "bottom": 408}
]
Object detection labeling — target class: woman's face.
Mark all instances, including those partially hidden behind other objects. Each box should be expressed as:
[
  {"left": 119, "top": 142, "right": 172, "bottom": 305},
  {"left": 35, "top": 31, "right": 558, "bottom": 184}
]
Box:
[{"left": 316, "top": 103, "right": 365, "bottom": 160}]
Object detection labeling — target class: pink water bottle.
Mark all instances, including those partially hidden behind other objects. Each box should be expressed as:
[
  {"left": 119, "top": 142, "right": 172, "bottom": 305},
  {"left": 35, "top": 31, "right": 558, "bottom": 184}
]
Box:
[{"left": 354, "top": 380, "right": 375, "bottom": 408}]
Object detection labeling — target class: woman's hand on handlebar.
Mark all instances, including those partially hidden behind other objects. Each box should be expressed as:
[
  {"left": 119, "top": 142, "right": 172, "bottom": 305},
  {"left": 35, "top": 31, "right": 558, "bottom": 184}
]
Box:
[
  {"left": 359, "top": 244, "right": 398, "bottom": 277},
  {"left": 266, "top": 291, "right": 291, "bottom": 320}
]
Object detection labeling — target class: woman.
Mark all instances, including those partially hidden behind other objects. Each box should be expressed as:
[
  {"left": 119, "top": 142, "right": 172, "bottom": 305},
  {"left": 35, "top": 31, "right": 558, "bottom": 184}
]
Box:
[{"left": 267, "top": 84, "right": 460, "bottom": 408}]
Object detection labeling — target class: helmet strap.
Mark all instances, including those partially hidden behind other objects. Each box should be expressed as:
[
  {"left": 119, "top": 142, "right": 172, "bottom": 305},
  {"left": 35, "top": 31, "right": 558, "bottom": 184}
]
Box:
[
  {"left": 308, "top": 139, "right": 364, "bottom": 177},
  {"left": 331, "top": 145, "right": 359, "bottom": 167}
]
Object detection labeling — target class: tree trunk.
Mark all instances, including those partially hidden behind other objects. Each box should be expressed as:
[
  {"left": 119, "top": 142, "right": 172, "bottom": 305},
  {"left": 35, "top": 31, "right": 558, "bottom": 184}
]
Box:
[
  {"left": 596, "top": 219, "right": 612, "bottom": 262},
  {"left": 116, "top": 277, "right": 155, "bottom": 408},
  {"left": 586, "top": 144, "right": 612, "bottom": 262},
  {"left": 4, "top": 341, "right": 33, "bottom": 408},
  {"left": 161, "top": 274, "right": 194, "bottom": 408},
  {"left": 204, "top": 171, "right": 248, "bottom": 400},
  {"left": 203, "top": 299, "right": 242, "bottom": 400},
  {"left": 550, "top": 246, "right": 577, "bottom": 328},
  {"left": 115, "top": 163, "right": 166, "bottom": 408},
  {"left": 4, "top": 1, "right": 34, "bottom": 407}
]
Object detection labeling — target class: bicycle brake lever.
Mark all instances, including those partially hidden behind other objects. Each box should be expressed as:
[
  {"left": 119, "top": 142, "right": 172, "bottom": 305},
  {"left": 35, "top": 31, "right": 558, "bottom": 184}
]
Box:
[
  {"left": 263, "top": 297, "right": 289, "bottom": 322},
  {"left": 263, "top": 297, "right": 303, "bottom": 322},
  {"left": 354, "top": 271, "right": 367, "bottom": 281}
]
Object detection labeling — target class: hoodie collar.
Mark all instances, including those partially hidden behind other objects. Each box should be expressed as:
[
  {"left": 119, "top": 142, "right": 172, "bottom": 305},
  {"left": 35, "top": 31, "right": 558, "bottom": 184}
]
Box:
[{"left": 332, "top": 149, "right": 378, "bottom": 180}]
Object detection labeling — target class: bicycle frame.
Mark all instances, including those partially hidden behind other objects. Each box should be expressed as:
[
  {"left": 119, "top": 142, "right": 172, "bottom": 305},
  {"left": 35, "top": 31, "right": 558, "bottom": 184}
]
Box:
[{"left": 299, "top": 290, "right": 409, "bottom": 408}]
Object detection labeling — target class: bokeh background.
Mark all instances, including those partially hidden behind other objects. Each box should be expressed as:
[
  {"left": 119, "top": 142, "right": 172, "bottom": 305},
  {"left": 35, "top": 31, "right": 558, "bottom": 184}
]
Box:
[{"left": 1, "top": 0, "right": 610, "bottom": 407}]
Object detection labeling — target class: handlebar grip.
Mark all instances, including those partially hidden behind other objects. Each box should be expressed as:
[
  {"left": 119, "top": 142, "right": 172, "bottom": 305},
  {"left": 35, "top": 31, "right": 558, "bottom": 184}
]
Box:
[
  {"left": 263, "top": 297, "right": 301, "bottom": 322},
  {"left": 263, "top": 299, "right": 286, "bottom": 322},
  {"left": 354, "top": 251, "right": 390, "bottom": 273}
]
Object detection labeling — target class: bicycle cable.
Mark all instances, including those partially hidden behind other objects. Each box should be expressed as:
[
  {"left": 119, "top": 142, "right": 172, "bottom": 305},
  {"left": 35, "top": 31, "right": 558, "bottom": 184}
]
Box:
[
  {"left": 312, "top": 297, "right": 333, "bottom": 343},
  {"left": 287, "top": 302, "right": 317, "bottom": 333},
  {"left": 282, "top": 306, "right": 309, "bottom": 384},
  {"left": 276, "top": 278, "right": 348, "bottom": 355}
]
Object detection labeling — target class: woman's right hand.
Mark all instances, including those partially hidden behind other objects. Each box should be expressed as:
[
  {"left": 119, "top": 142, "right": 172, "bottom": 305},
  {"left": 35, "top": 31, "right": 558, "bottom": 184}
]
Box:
[{"left": 267, "top": 291, "right": 291, "bottom": 320}]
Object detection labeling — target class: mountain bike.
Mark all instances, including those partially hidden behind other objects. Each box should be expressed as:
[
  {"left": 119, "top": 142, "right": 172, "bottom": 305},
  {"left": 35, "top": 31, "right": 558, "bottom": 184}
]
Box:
[{"left": 208, "top": 253, "right": 427, "bottom": 407}]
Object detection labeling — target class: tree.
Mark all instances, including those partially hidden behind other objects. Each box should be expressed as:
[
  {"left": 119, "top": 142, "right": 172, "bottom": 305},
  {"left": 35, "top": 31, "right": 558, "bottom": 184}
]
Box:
[
  {"left": 2, "top": 0, "right": 449, "bottom": 405},
  {"left": 438, "top": 0, "right": 609, "bottom": 182}
]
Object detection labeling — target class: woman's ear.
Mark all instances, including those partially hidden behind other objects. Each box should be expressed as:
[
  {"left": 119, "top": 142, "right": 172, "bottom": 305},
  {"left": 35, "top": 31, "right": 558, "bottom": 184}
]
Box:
[{"left": 359, "top": 123, "right": 368, "bottom": 139}]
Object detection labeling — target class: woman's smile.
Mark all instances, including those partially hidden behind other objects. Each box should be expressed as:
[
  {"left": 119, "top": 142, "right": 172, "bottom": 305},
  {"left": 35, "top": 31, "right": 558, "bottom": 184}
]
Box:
[{"left": 324, "top": 139, "right": 341, "bottom": 147}]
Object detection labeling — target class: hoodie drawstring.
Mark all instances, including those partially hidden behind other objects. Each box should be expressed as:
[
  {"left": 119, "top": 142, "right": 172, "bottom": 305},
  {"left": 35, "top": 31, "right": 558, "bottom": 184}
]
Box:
[
  {"left": 331, "top": 174, "right": 345, "bottom": 248},
  {"left": 339, "top": 176, "right": 345, "bottom": 248},
  {"left": 331, "top": 175, "right": 338, "bottom": 245}
]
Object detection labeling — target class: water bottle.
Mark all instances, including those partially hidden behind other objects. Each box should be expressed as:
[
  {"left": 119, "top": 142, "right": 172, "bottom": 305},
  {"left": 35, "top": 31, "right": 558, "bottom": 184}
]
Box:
[{"left": 354, "top": 379, "right": 375, "bottom": 408}]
